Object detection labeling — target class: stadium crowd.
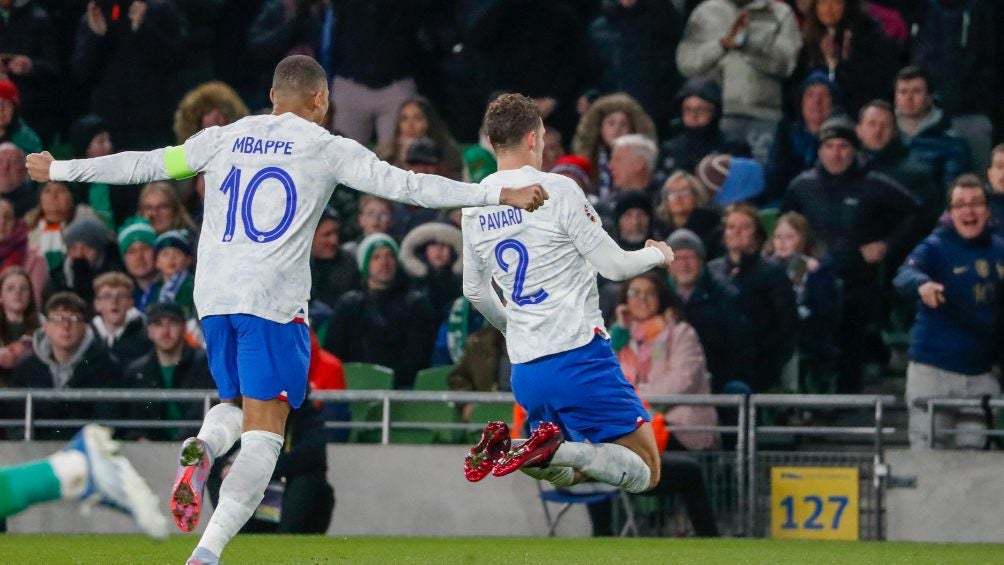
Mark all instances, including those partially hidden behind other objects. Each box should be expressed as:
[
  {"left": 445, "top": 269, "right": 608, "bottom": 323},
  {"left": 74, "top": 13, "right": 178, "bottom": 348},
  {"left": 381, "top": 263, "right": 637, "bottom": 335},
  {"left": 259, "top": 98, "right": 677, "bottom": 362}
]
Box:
[{"left": 0, "top": 0, "right": 1003, "bottom": 455}]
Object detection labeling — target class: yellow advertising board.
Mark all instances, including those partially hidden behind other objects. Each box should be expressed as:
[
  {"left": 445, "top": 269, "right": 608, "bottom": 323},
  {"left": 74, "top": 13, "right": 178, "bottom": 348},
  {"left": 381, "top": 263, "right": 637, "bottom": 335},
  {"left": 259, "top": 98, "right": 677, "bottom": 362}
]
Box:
[{"left": 770, "top": 466, "right": 859, "bottom": 540}]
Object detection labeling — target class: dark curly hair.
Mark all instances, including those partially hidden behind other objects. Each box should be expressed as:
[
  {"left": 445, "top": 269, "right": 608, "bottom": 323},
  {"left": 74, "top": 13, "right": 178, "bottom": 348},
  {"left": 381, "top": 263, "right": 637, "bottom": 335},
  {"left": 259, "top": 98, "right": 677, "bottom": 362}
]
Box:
[{"left": 483, "top": 93, "right": 542, "bottom": 152}]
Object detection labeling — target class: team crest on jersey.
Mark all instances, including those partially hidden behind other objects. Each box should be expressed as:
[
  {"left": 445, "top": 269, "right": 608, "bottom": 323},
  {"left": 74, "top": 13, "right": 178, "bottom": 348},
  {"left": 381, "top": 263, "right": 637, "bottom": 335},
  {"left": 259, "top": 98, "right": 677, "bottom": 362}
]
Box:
[{"left": 584, "top": 204, "right": 597, "bottom": 222}]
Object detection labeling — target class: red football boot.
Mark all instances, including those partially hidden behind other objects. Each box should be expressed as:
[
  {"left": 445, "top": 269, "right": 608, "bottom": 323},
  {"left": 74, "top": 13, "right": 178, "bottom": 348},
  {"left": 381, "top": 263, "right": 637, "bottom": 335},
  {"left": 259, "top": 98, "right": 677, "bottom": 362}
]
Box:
[
  {"left": 464, "top": 420, "right": 511, "bottom": 482},
  {"left": 170, "top": 437, "right": 212, "bottom": 532},
  {"left": 492, "top": 421, "right": 564, "bottom": 477}
]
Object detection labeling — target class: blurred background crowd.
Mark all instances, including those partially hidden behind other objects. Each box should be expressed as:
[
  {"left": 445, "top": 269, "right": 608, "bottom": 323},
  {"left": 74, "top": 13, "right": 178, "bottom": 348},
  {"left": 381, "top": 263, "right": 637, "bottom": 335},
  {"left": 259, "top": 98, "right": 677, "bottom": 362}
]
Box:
[{"left": 1, "top": 0, "right": 1003, "bottom": 456}]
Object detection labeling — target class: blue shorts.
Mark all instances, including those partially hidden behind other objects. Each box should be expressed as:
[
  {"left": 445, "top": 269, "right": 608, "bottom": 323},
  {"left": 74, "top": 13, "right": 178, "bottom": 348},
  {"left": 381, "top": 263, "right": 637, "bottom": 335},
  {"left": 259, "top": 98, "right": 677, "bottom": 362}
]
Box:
[
  {"left": 202, "top": 314, "right": 311, "bottom": 409},
  {"left": 510, "top": 334, "right": 649, "bottom": 444}
]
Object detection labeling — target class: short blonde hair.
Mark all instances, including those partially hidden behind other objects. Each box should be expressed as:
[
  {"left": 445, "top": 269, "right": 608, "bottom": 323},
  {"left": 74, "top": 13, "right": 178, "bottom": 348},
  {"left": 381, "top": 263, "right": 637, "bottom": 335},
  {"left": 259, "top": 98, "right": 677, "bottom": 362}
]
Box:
[{"left": 93, "top": 271, "right": 134, "bottom": 294}]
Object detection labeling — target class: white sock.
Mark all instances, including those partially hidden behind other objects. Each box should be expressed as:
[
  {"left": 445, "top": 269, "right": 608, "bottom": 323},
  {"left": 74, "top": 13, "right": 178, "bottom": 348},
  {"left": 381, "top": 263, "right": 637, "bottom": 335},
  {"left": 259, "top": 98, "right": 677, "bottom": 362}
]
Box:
[
  {"left": 196, "top": 430, "right": 283, "bottom": 558},
  {"left": 196, "top": 403, "right": 244, "bottom": 460},
  {"left": 520, "top": 465, "right": 576, "bottom": 487},
  {"left": 550, "top": 442, "right": 651, "bottom": 493},
  {"left": 49, "top": 450, "right": 89, "bottom": 499}
]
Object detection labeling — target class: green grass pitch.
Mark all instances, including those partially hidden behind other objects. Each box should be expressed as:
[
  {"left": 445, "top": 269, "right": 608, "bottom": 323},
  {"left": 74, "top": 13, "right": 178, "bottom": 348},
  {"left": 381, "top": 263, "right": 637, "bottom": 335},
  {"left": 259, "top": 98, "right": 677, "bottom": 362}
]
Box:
[{"left": 0, "top": 535, "right": 1002, "bottom": 564}]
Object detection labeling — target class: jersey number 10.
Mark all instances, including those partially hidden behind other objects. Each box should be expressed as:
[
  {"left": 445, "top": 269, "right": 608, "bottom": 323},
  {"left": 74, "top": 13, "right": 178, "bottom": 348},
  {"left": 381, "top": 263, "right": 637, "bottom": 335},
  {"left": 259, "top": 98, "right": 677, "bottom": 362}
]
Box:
[
  {"left": 218, "top": 165, "right": 297, "bottom": 243},
  {"left": 494, "top": 239, "right": 548, "bottom": 306}
]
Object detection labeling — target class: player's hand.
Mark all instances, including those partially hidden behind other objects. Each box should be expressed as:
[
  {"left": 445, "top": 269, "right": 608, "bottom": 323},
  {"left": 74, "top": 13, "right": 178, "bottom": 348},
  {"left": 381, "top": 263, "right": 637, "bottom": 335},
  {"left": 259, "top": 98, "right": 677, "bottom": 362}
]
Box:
[
  {"left": 26, "top": 151, "right": 54, "bottom": 183},
  {"left": 918, "top": 281, "right": 945, "bottom": 309},
  {"left": 646, "top": 239, "right": 674, "bottom": 267},
  {"left": 501, "top": 183, "right": 549, "bottom": 212}
]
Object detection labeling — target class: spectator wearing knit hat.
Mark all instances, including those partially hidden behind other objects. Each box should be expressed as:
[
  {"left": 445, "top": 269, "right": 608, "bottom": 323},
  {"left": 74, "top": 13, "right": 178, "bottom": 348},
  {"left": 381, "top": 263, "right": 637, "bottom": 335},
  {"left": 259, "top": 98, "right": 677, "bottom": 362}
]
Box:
[
  {"left": 613, "top": 191, "right": 657, "bottom": 252},
  {"left": 41, "top": 216, "right": 118, "bottom": 304},
  {"left": 666, "top": 228, "right": 755, "bottom": 391},
  {"left": 117, "top": 217, "right": 158, "bottom": 302},
  {"left": 782, "top": 115, "right": 920, "bottom": 393},
  {"left": 139, "top": 229, "right": 195, "bottom": 319},
  {"left": 695, "top": 153, "right": 766, "bottom": 206},
  {"left": 324, "top": 233, "right": 436, "bottom": 389},
  {"left": 0, "top": 80, "right": 42, "bottom": 154},
  {"left": 658, "top": 76, "right": 750, "bottom": 179},
  {"left": 765, "top": 71, "right": 840, "bottom": 203}
]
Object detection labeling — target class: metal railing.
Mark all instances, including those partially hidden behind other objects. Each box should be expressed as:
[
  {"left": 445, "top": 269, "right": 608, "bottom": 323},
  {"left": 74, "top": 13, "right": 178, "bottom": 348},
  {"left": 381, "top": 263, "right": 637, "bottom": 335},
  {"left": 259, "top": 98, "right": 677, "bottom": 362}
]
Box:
[
  {"left": 0, "top": 388, "right": 919, "bottom": 538},
  {"left": 913, "top": 397, "right": 1004, "bottom": 448},
  {"left": 747, "top": 394, "right": 897, "bottom": 540}
]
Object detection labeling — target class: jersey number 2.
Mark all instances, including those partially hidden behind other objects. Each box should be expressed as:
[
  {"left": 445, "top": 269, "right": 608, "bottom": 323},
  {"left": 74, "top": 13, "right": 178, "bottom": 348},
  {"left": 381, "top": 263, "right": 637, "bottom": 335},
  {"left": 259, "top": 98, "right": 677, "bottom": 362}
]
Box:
[
  {"left": 219, "top": 166, "right": 297, "bottom": 243},
  {"left": 494, "top": 239, "right": 548, "bottom": 306}
]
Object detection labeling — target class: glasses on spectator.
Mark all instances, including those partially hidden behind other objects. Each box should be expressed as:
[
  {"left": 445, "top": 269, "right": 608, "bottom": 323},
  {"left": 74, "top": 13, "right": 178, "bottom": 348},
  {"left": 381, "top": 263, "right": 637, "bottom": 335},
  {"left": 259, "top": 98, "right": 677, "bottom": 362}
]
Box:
[
  {"left": 949, "top": 201, "right": 988, "bottom": 210},
  {"left": 626, "top": 289, "right": 657, "bottom": 299},
  {"left": 666, "top": 188, "right": 695, "bottom": 200},
  {"left": 48, "top": 314, "right": 84, "bottom": 325},
  {"left": 97, "top": 292, "right": 131, "bottom": 302}
]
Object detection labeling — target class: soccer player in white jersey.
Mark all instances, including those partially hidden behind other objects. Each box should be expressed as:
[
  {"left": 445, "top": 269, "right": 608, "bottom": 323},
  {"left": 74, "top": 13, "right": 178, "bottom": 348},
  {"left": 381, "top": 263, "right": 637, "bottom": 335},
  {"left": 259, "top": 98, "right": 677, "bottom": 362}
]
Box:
[
  {"left": 461, "top": 94, "right": 675, "bottom": 494},
  {"left": 26, "top": 56, "right": 546, "bottom": 565}
]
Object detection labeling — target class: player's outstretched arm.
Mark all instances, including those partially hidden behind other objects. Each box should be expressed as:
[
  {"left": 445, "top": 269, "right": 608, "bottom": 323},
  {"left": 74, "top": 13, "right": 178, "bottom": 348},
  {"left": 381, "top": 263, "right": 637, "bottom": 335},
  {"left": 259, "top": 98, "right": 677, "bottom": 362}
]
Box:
[
  {"left": 326, "top": 136, "right": 547, "bottom": 211},
  {"left": 583, "top": 236, "right": 674, "bottom": 282},
  {"left": 27, "top": 148, "right": 179, "bottom": 185}
]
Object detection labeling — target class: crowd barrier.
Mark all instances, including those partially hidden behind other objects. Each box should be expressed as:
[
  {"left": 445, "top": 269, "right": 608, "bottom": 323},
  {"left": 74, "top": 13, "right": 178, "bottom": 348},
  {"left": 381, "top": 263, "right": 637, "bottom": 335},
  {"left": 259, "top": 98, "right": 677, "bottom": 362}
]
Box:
[{"left": 1, "top": 389, "right": 942, "bottom": 538}]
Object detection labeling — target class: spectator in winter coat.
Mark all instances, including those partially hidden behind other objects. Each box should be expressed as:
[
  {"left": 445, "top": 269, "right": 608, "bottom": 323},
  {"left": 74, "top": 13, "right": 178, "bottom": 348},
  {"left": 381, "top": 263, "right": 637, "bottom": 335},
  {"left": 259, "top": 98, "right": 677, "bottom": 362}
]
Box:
[
  {"left": 765, "top": 70, "right": 838, "bottom": 202},
  {"left": 0, "top": 0, "right": 59, "bottom": 144},
  {"left": 71, "top": 0, "right": 184, "bottom": 150},
  {"left": 911, "top": 0, "right": 999, "bottom": 173},
  {"left": 324, "top": 233, "right": 436, "bottom": 389},
  {"left": 9, "top": 292, "right": 122, "bottom": 440},
  {"left": 677, "top": 0, "right": 802, "bottom": 163},
  {"left": 611, "top": 271, "right": 718, "bottom": 451},
  {"left": 895, "top": 175, "right": 1004, "bottom": 449},
  {"left": 658, "top": 76, "right": 750, "bottom": 179},
  {"left": 783, "top": 116, "right": 920, "bottom": 392},
  {"left": 400, "top": 221, "right": 463, "bottom": 327},
  {"left": 894, "top": 66, "right": 972, "bottom": 195},
  {"left": 666, "top": 228, "right": 756, "bottom": 391},
  {"left": 587, "top": 0, "right": 685, "bottom": 133},
  {"left": 857, "top": 99, "right": 942, "bottom": 234},
  {"left": 707, "top": 204, "right": 798, "bottom": 392},
  {"left": 122, "top": 302, "right": 213, "bottom": 441},
  {"left": 91, "top": 272, "right": 151, "bottom": 371},
  {"left": 796, "top": 0, "right": 899, "bottom": 117}
]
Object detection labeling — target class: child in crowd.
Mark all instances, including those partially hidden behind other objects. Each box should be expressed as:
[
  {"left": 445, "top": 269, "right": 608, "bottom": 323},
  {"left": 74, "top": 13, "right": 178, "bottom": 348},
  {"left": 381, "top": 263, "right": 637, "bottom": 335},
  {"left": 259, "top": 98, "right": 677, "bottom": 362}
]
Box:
[{"left": 140, "top": 229, "right": 195, "bottom": 319}]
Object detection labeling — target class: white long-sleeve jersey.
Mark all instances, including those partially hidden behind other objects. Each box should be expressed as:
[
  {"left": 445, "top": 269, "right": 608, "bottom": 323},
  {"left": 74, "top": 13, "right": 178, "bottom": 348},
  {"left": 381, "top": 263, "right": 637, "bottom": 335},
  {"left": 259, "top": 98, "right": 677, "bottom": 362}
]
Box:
[
  {"left": 462, "top": 166, "right": 664, "bottom": 364},
  {"left": 50, "top": 113, "right": 503, "bottom": 323}
]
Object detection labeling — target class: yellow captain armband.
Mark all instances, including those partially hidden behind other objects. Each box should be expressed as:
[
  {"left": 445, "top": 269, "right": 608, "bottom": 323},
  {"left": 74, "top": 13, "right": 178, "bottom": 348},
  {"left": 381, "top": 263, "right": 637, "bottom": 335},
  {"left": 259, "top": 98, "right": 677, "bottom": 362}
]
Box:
[{"left": 164, "top": 146, "right": 196, "bottom": 180}]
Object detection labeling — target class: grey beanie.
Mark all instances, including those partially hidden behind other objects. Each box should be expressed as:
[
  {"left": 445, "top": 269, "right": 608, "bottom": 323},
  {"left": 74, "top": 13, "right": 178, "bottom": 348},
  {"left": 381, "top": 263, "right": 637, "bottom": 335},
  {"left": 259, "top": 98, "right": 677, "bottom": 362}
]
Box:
[
  {"left": 666, "top": 228, "right": 706, "bottom": 260},
  {"left": 63, "top": 216, "right": 111, "bottom": 254}
]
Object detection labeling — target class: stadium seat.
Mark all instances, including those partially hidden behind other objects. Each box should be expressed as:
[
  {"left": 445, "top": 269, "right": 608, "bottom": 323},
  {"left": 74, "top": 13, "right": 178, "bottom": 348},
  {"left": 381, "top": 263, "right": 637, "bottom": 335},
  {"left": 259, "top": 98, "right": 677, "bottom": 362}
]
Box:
[
  {"left": 537, "top": 480, "right": 638, "bottom": 537},
  {"left": 343, "top": 363, "right": 394, "bottom": 390},
  {"left": 342, "top": 363, "right": 393, "bottom": 443},
  {"left": 465, "top": 403, "right": 515, "bottom": 443},
  {"left": 414, "top": 365, "right": 453, "bottom": 391},
  {"left": 389, "top": 401, "right": 459, "bottom": 444}
]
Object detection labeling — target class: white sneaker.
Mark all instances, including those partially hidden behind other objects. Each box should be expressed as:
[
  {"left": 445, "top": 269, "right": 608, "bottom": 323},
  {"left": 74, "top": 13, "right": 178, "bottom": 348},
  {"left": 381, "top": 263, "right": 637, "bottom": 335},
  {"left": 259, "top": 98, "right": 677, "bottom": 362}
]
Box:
[{"left": 63, "top": 424, "right": 170, "bottom": 540}]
